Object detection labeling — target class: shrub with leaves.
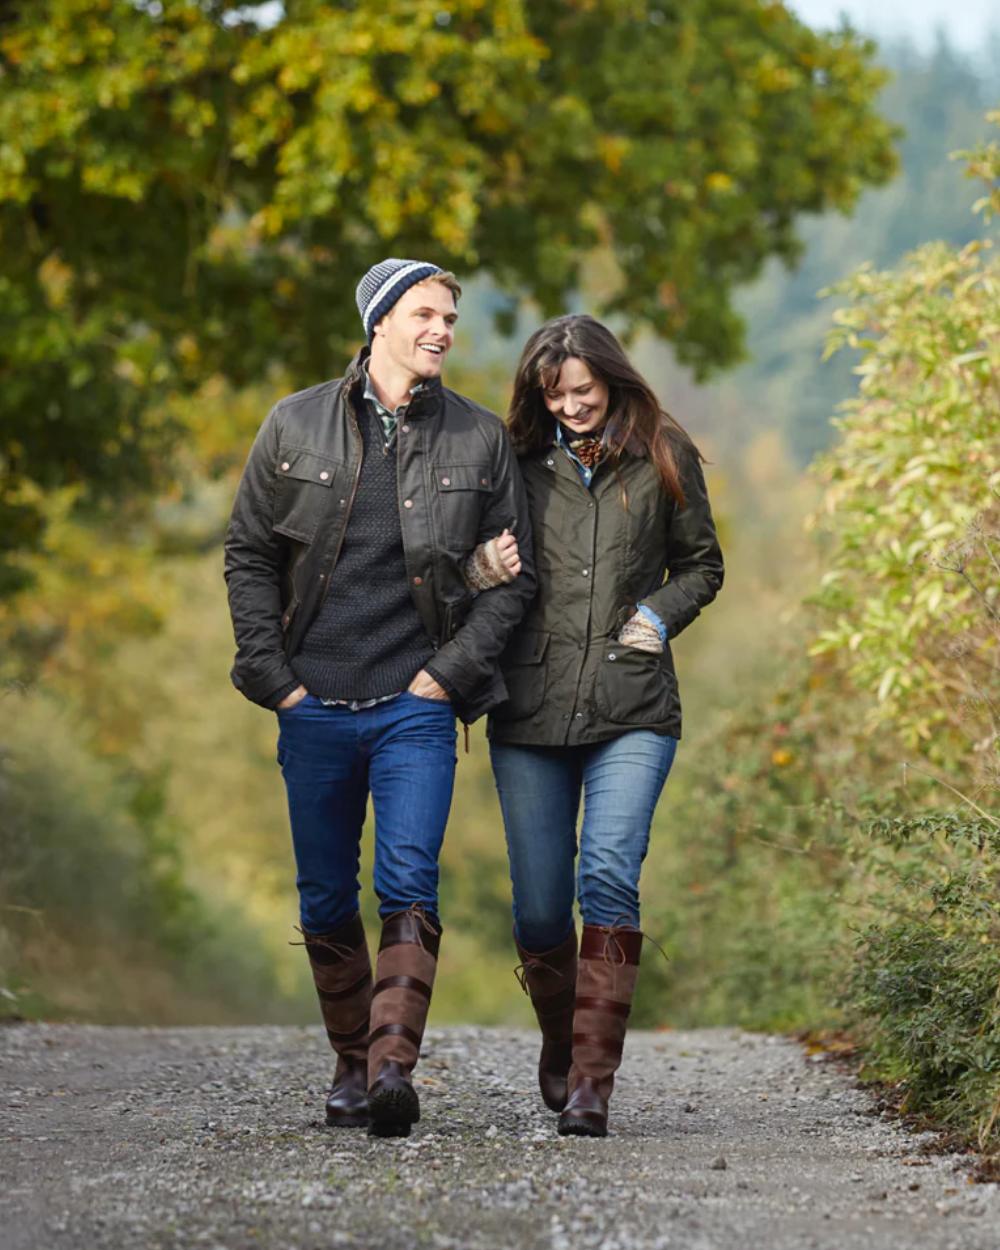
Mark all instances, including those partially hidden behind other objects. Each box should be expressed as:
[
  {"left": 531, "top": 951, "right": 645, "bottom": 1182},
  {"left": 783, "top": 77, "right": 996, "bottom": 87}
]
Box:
[
  {"left": 807, "top": 113, "right": 1000, "bottom": 1155},
  {"left": 847, "top": 810, "right": 1000, "bottom": 1151},
  {"left": 0, "top": 690, "right": 291, "bottom": 1023},
  {"left": 809, "top": 112, "right": 999, "bottom": 774}
]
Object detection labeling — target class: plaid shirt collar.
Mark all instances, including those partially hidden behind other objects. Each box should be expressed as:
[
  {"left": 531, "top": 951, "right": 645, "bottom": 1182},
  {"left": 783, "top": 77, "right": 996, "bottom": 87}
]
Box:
[{"left": 362, "top": 359, "right": 425, "bottom": 448}]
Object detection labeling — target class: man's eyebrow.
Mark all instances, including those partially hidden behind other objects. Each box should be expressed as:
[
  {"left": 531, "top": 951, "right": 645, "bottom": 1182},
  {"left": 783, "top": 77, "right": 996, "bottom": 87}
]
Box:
[{"left": 411, "top": 304, "right": 458, "bottom": 317}]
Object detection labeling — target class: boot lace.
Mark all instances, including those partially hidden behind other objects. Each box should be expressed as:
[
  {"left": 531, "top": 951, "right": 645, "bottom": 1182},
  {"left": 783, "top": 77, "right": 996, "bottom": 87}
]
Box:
[
  {"left": 597, "top": 916, "right": 670, "bottom": 965},
  {"left": 513, "top": 955, "right": 568, "bottom": 994},
  {"left": 288, "top": 924, "right": 355, "bottom": 958},
  {"left": 395, "top": 903, "right": 440, "bottom": 950}
]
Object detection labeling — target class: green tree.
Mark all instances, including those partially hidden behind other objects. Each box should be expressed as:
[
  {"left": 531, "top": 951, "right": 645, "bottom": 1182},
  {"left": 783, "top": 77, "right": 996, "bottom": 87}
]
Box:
[{"left": 0, "top": 0, "right": 895, "bottom": 592}]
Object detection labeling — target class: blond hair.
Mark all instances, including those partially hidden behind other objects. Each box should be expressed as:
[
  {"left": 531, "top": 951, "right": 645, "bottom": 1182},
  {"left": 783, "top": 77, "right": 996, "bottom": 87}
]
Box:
[{"left": 414, "top": 270, "right": 462, "bottom": 302}]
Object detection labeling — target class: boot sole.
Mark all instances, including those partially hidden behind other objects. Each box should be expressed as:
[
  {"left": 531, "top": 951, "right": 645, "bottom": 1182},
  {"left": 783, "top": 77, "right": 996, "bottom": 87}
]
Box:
[
  {"left": 325, "top": 1109, "right": 369, "bottom": 1128},
  {"left": 557, "top": 1114, "right": 608, "bottom": 1138},
  {"left": 367, "top": 1084, "right": 420, "bottom": 1138}
]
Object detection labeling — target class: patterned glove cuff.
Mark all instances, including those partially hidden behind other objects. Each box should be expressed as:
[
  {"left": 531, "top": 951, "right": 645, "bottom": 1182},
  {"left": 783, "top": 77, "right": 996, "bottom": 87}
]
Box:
[
  {"left": 618, "top": 612, "right": 664, "bottom": 654},
  {"left": 463, "top": 537, "right": 514, "bottom": 592}
]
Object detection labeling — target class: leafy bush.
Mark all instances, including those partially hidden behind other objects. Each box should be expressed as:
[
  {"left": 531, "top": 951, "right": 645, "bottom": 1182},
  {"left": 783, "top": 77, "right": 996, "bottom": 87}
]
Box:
[
  {"left": 847, "top": 811, "right": 1000, "bottom": 1150},
  {"left": 0, "top": 689, "right": 292, "bottom": 1023},
  {"left": 803, "top": 115, "right": 1000, "bottom": 1152}
]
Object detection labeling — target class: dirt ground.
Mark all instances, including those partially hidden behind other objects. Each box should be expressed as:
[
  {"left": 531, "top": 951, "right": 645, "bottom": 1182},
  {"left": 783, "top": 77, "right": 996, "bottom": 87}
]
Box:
[{"left": 2, "top": 1023, "right": 997, "bottom": 1250}]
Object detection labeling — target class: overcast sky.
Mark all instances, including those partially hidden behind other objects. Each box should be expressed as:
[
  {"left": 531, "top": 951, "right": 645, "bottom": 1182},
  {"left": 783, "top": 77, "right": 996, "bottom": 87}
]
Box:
[
  {"left": 240, "top": 1, "right": 996, "bottom": 54},
  {"left": 787, "top": 0, "right": 996, "bottom": 50}
]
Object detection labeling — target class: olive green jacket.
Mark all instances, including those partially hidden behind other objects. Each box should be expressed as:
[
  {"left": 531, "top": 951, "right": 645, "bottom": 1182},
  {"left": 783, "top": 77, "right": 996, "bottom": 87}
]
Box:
[{"left": 487, "top": 431, "right": 723, "bottom": 746}]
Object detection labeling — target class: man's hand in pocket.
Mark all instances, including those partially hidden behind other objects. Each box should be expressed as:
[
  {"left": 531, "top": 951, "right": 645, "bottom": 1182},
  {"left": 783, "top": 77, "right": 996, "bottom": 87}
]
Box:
[
  {"left": 277, "top": 684, "right": 310, "bottom": 709},
  {"left": 407, "top": 671, "right": 450, "bottom": 701}
]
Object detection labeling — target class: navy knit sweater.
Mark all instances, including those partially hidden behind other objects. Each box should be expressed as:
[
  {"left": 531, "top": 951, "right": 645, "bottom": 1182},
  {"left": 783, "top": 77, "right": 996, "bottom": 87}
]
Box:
[{"left": 291, "top": 401, "right": 435, "bottom": 700}]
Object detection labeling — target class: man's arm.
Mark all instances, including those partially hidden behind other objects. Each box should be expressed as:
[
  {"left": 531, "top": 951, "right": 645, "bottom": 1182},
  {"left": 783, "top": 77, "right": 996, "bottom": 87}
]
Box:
[
  {"left": 423, "top": 426, "right": 535, "bottom": 705},
  {"left": 223, "top": 405, "right": 301, "bottom": 709}
]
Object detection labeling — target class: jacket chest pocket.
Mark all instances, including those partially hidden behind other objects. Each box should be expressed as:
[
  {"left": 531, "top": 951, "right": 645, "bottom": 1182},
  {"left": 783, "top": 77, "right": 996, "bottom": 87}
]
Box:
[
  {"left": 432, "top": 464, "right": 492, "bottom": 551},
  {"left": 273, "top": 447, "right": 343, "bottom": 543}
]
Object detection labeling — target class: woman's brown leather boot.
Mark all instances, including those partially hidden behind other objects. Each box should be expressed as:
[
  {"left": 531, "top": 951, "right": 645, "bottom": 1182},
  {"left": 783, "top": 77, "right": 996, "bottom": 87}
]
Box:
[
  {"left": 557, "top": 923, "right": 642, "bottom": 1138},
  {"left": 514, "top": 928, "right": 578, "bottom": 1112},
  {"left": 300, "top": 912, "right": 372, "bottom": 1128},
  {"left": 366, "top": 907, "right": 441, "bottom": 1138}
]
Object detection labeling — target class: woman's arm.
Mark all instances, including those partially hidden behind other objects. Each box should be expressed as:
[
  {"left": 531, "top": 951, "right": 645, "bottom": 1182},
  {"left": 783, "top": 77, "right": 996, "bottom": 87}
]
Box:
[{"left": 637, "top": 445, "right": 724, "bottom": 640}]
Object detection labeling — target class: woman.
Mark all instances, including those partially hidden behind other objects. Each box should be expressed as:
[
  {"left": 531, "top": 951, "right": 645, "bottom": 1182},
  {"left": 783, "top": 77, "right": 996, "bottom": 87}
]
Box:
[{"left": 488, "top": 315, "right": 724, "bottom": 1137}]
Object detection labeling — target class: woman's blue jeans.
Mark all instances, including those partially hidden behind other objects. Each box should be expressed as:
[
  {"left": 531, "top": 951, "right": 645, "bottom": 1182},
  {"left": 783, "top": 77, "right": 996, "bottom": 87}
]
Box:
[
  {"left": 276, "top": 692, "right": 457, "bottom": 933},
  {"left": 489, "top": 732, "right": 677, "bottom": 952}
]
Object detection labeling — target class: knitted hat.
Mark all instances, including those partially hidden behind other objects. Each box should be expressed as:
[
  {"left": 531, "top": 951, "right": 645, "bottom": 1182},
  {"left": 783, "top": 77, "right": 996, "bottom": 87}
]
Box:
[{"left": 356, "top": 258, "right": 445, "bottom": 342}]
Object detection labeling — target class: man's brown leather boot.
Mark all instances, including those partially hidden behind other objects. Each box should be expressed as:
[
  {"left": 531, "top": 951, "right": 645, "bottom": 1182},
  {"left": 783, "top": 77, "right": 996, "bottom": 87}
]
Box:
[
  {"left": 301, "top": 912, "right": 373, "bottom": 1128},
  {"left": 514, "top": 928, "right": 578, "bottom": 1112},
  {"left": 557, "top": 923, "right": 642, "bottom": 1138},
  {"left": 366, "top": 907, "right": 441, "bottom": 1138}
]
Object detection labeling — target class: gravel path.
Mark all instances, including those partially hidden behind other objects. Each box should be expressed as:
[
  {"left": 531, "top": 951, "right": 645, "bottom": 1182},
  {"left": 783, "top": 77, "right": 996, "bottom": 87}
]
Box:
[{"left": 2, "top": 1023, "right": 997, "bottom": 1250}]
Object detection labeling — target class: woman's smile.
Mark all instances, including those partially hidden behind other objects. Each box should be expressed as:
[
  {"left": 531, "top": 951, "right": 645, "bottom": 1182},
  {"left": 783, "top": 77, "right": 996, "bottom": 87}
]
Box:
[{"left": 542, "top": 356, "right": 610, "bottom": 434}]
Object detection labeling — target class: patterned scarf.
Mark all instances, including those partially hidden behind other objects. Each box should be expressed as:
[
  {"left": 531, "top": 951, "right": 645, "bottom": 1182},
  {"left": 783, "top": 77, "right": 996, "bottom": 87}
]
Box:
[{"left": 560, "top": 424, "right": 608, "bottom": 469}]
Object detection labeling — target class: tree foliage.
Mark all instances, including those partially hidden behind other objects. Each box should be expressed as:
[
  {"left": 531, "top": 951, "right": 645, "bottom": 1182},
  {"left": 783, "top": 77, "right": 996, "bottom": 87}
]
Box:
[
  {"left": 809, "top": 115, "right": 1000, "bottom": 774},
  {"left": 0, "top": 0, "right": 896, "bottom": 590}
]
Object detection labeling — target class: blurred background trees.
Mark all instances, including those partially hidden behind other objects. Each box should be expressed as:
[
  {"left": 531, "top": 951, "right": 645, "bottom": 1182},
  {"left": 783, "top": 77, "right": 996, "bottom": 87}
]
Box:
[
  {"left": 0, "top": 0, "right": 997, "bottom": 1149},
  {"left": 1, "top": 0, "right": 895, "bottom": 590}
]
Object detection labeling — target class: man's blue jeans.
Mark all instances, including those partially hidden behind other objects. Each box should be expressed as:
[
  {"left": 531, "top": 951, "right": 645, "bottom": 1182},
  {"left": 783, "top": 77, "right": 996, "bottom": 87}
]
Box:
[
  {"left": 276, "top": 692, "right": 457, "bottom": 933},
  {"left": 489, "top": 732, "right": 677, "bottom": 952}
]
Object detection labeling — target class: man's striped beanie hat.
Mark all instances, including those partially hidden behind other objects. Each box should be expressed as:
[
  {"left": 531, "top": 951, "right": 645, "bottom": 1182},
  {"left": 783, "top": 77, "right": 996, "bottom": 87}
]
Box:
[{"left": 355, "top": 258, "right": 445, "bottom": 342}]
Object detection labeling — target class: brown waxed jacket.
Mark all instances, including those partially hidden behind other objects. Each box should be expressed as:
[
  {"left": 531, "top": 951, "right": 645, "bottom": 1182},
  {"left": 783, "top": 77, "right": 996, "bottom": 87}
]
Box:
[
  {"left": 224, "top": 348, "right": 535, "bottom": 721},
  {"left": 487, "top": 430, "right": 723, "bottom": 746}
]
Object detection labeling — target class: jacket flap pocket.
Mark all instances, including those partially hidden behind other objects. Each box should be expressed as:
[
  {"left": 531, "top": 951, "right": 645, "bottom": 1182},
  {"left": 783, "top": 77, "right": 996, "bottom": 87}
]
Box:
[
  {"left": 277, "top": 447, "right": 339, "bottom": 486},
  {"left": 434, "top": 465, "right": 492, "bottom": 492},
  {"left": 505, "top": 630, "right": 550, "bottom": 666}
]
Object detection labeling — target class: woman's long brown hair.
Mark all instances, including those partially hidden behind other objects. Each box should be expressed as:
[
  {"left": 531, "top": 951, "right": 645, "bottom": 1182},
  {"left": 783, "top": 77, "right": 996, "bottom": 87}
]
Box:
[{"left": 507, "top": 315, "right": 698, "bottom": 506}]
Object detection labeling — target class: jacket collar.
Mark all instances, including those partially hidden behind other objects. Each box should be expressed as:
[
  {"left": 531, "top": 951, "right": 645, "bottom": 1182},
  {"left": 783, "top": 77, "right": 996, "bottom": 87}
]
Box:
[{"left": 344, "top": 346, "right": 444, "bottom": 420}]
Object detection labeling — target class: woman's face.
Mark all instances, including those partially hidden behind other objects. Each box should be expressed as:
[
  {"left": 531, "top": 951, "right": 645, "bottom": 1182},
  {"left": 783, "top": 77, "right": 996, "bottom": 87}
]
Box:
[{"left": 540, "top": 356, "right": 610, "bottom": 434}]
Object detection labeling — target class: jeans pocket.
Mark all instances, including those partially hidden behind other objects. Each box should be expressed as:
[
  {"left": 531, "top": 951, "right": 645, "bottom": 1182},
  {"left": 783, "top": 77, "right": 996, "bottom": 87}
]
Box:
[{"left": 404, "top": 690, "right": 453, "bottom": 708}]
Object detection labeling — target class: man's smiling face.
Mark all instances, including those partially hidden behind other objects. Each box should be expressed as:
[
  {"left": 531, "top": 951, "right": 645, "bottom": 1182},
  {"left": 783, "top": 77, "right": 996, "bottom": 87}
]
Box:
[{"left": 374, "top": 280, "right": 457, "bottom": 383}]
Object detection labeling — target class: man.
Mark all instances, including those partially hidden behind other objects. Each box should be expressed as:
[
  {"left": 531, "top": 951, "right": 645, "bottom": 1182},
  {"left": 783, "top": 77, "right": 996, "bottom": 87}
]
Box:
[{"left": 224, "top": 259, "right": 534, "bottom": 1137}]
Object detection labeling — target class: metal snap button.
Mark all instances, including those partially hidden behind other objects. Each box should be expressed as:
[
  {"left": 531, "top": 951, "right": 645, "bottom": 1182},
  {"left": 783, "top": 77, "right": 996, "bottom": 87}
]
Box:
[
  {"left": 401, "top": 424, "right": 410, "bottom": 433},
  {"left": 404, "top": 499, "right": 413, "bottom": 508},
  {"left": 441, "top": 476, "right": 451, "bottom": 486},
  {"left": 319, "top": 470, "right": 329, "bottom": 481},
  {"left": 281, "top": 461, "right": 290, "bottom": 471},
  {"left": 575, "top": 712, "right": 583, "bottom": 719},
  {"left": 582, "top": 568, "right": 589, "bottom": 576},
  {"left": 480, "top": 477, "right": 488, "bottom": 486},
  {"left": 608, "top": 652, "right": 617, "bottom": 661},
  {"left": 545, "top": 459, "right": 554, "bottom": 467},
  {"left": 413, "top": 576, "right": 423, "bottom": 586}
]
